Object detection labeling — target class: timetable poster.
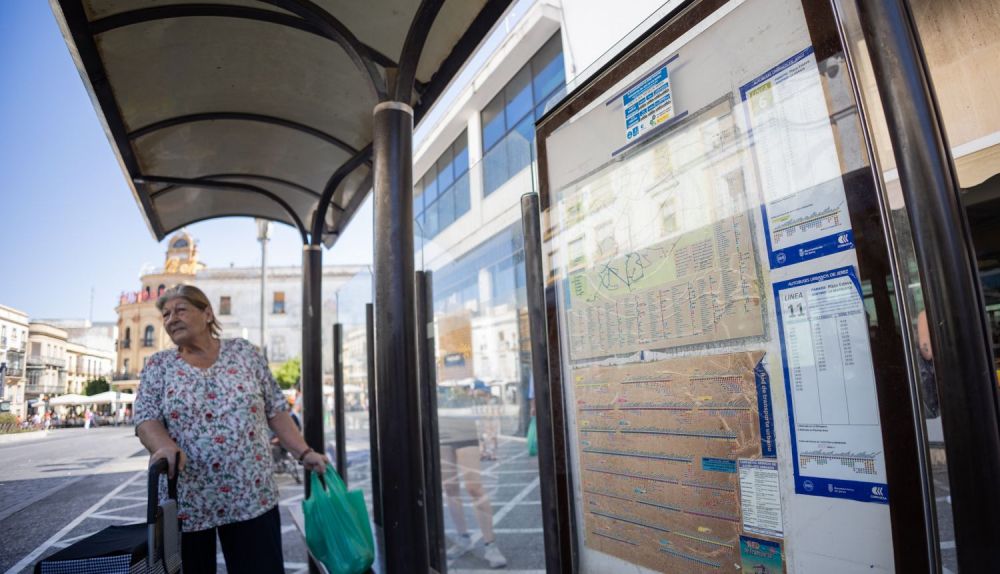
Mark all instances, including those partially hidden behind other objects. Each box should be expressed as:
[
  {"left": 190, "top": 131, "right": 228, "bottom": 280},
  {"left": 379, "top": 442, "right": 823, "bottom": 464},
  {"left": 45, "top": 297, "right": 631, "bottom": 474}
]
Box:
[
  {"left": 774, "top": 266, "right": 889, "bottom": 504},
  {"left": 740, "top": 46, "right": 855, "bottom": 269},
  {"left": 573, "top": 351, "right": 774, "bottom": 572}
]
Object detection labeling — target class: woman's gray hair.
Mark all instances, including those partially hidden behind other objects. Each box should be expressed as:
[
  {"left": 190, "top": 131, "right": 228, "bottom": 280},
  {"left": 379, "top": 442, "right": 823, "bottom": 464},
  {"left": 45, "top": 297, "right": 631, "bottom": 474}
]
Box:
[{"left": 156, "top": 284, "right": 222, "bottom": 338}]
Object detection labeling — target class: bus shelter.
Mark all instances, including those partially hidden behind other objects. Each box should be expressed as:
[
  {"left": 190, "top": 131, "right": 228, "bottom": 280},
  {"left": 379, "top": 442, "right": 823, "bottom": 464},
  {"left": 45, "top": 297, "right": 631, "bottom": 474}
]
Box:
[
  {"left": 53, "top": 0, "right": 1000, "bottom": 573},
  {"left": 51, "top": 1, "right": 515, "bottom": 571}
]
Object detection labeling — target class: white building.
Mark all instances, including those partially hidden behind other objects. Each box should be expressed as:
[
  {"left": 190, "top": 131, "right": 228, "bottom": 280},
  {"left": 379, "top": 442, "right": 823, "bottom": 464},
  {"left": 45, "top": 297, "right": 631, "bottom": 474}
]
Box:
[
  {"left": 24, "top": 322, "right": 70, "bottom": 413},
  {"left": 197, "top": 264, "right": 363, "bottom": 370},
  {"left": 0, "top": 305, "right": 30, "bottom": 412},
  {"left": 46, "top": 319, "right": 118, "bottom": 355}
]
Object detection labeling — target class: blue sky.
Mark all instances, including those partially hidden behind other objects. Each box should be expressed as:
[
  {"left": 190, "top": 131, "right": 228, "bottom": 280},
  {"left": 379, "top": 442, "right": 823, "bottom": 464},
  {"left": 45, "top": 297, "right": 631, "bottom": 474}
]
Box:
[{"left": 0, "top": 2, "right": 373, "bottom": 322}]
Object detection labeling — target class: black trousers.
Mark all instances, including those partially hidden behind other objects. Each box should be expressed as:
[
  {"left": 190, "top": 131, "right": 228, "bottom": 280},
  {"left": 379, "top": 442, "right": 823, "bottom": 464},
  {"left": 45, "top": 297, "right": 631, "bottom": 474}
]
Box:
[{"left": 181, "top": 505, "right": 285, "bottom": 573}]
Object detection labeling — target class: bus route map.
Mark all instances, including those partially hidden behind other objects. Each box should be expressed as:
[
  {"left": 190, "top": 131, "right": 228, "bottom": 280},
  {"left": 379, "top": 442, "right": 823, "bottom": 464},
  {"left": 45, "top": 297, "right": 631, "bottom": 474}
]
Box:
[
  {"left": 566, "top": 211, "right": 764, "bottom": 360},
  {"left": 574, "top": 351, "right": 766, "bottom": 573}
]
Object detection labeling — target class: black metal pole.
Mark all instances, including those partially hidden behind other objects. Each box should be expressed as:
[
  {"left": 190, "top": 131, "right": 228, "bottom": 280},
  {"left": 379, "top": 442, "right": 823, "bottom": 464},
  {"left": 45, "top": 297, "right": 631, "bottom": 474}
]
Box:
[
  {"left": 366, "top": 303, "right": 382, "bottom": 527},
  {"left": 521, "top": 192, "right": 574, "bottom": 573},
  {"left": 373, "top": 100, "right": 430, "bottom": 572},
  {"left": 302, "top": 245, "right": 324, "bottom": 496},
  {"left": 333, "top": 323, "right": 347, "bottom": 483},
  {"left": 857, "top": 1, "right": 1000, "bottom": 570},
  {"left": 416, "top": 271, "right": 445, "bottom": 573}
]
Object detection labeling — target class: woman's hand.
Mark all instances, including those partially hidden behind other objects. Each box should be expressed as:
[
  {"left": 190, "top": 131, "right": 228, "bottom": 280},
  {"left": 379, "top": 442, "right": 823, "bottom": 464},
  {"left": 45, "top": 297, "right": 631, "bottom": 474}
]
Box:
[
  {"left": 151, "top": 445, "right": 187, "bottom": 478},
  {"left": 301, "top": 449, "right": 329, "bottom": 473},
  {"left": 137, "top": 420, "right": 186, "bottom": 478}
]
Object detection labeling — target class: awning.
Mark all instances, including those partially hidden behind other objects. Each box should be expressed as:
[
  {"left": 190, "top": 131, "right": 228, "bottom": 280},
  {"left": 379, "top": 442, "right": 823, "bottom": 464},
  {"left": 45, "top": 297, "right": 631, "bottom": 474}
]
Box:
[
  {"left": 84, "top": 391, "right": 137, "bottom": 404},
  {"left": 51, "top": 0, "right": 512, "bottom": 247},
  {"left": 48, "top": 391, "right": 136, "bottom": 405},
  {"left": 47, "top": 394, "right": 89, "bottom": 406}
]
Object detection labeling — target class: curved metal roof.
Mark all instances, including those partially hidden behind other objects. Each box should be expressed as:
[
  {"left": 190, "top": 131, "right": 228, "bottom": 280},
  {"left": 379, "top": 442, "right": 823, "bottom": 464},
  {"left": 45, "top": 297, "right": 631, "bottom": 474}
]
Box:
[{"left": 52, "top": 0, "right": 512, "bottom": 246}]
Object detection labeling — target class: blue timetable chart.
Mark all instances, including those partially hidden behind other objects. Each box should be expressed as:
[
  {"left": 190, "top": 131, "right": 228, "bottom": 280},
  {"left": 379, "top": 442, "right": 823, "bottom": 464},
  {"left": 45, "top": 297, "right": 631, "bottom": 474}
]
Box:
[
  {"left": 573, "top": 351, "right": 773, "bottom": 573},
  {"left": 740, "top": 46, "right": 856, "bottom": 269},
  {"left": 774, "top": 266, "right": 889, "bottom": 504}
]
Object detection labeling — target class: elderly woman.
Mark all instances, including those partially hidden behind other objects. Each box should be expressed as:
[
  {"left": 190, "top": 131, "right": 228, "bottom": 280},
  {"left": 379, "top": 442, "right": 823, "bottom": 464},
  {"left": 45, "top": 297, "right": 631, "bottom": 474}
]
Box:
[{"left": 134, "top": 284, "right": 327, "bottom": 573}]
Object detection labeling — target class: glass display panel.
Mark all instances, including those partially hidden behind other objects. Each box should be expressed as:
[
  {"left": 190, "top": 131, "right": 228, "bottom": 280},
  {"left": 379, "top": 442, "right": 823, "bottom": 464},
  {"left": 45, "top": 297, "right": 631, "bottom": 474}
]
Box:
[
  {"left": 833, "top": 1, "right": 1000, "bottom": 570},
  {"left": 328, "top": 269, "right": 374, "bottom": 510},
  {"left": 417, "top": 149, "right": 546, "bottom": 570},
  {"left": 539, "top": 0, "right": 908, "bottom": 571}
]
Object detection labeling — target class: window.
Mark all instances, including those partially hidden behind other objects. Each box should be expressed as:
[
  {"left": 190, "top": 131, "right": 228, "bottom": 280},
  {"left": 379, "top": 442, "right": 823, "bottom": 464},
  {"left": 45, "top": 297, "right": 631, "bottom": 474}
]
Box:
[
  {"left": 273, "top": 291, "right": 286, "bottom": 314},
  {"left": 219, "top": 296, "right": 232, "bottom": 315},
  {"left": 143, "top": 325, "right": 155, "bottom": 347},
  {"left": 123, "top": 358, "right": 129, "bottom": 374},
  {"left": 123, "top": 327, "right": 131, "bottom": 349},
  {"left": 481, "top": 34, "right": 565, "bottom": 196},
  {"left": 414, "top": 131, "right": 471, "bottom": 239}
]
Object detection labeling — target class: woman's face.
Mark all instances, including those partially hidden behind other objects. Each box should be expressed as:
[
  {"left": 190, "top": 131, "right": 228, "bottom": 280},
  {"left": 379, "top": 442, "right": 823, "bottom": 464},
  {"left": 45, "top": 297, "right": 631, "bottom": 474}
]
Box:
[{"left": 161, "top": 297, "right": 212, "bottom": 346}]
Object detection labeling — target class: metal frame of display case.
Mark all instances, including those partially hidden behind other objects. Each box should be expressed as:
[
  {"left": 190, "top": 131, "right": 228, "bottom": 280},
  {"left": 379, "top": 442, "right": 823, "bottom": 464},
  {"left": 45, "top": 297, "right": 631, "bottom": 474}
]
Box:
[{"left": 527, "top": 0, "right": 1000, "bottom": 570}]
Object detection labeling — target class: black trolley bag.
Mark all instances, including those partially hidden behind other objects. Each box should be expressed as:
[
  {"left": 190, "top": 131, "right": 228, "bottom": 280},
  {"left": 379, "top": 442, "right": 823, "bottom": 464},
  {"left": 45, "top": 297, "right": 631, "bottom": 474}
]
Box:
[{"left": 35, "top": 456, "right": 182, "bottom": 574}]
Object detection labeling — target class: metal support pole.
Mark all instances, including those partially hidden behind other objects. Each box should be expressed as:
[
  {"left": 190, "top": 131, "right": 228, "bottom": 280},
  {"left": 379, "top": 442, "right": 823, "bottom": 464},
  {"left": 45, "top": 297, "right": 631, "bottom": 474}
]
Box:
[
  {"left": 521, "top": 192, "right": 574, "bottom": 573},
  {"left": 257, "top": 219, "right": 271, "bottom": 359},
  {"left": 416, "top": 271, "right": 445, "bottom": 573},
  {"left": 333, "top": 323, "right": 347, "bottom": 483},
  {"left": 366, "top": 303, "right": 382, "bottom": 527},
  {"left": 373, "top": 100, "right": 429, "bottom": 572},
  {"left": 302, "top": 245, "right": 324, "bottom": 496},
  {"left": 857, "top": 1, "right": 1000, "bottom": 570}
]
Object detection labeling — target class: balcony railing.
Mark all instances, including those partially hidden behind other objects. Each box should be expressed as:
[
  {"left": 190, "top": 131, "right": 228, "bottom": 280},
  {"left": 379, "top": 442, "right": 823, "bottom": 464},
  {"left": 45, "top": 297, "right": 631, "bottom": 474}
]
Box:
[
  {"left": 25, "top": 380, "right": 66, "bottom": 394},
  {"left": 26, "top": 355, "right": 67, "bottom": 368},
  {"left": 121, "top": 339, "right": 131, "bottom": 349},
  {"left": 113, "top": 372, "right": 139, "bottom": 381}
]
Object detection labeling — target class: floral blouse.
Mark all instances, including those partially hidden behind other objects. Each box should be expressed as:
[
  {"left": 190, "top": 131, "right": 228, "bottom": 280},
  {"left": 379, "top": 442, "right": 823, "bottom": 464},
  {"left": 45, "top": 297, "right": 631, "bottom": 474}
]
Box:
[{"left": 134, "top": 338, "right": 289, "bottom": 532}]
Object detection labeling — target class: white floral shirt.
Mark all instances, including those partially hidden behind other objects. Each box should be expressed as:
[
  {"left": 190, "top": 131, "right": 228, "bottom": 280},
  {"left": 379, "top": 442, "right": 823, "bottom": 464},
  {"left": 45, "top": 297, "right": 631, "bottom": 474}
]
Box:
[{"left": 134, "top": 338, "right": 289, "bottom": 532}]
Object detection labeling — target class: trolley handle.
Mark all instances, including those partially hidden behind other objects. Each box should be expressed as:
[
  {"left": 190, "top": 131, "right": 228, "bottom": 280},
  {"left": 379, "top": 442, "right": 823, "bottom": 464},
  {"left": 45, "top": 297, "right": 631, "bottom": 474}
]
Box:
[{"left": 147, "top": 453, "right": 180, "bottom": 524}]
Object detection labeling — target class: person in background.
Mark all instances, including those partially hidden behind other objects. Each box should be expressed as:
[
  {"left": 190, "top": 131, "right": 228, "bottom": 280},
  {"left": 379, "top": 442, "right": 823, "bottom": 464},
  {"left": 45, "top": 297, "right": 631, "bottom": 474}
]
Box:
[
  {"left": 916, "top": 310, "right": 941, "bottom": 418},
  {"left": 439, "top": 382, "right": 507, "bottom": 568},
  {"left": 134, "top": 284, "right": 328, "bottom": 573}
]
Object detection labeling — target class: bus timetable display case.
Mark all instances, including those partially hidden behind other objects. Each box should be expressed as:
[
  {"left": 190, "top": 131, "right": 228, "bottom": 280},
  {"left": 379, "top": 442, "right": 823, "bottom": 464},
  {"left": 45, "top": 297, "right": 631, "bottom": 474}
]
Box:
[{"left": 534, "top": 0, "right": 936, "bottom": 571}]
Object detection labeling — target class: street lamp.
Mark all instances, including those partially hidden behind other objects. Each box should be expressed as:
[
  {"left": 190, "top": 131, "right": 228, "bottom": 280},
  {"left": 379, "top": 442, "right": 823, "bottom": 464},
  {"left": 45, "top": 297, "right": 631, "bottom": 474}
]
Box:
[{"left": 256, "top": 219, "right": 272, "bottom": 360}]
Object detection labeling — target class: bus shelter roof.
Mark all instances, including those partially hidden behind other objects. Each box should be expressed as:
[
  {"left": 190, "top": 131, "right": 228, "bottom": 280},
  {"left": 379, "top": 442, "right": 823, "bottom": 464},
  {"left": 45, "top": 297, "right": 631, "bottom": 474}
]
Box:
[{"left": 51, "top": 0, "right": 511, "bottom": 246}]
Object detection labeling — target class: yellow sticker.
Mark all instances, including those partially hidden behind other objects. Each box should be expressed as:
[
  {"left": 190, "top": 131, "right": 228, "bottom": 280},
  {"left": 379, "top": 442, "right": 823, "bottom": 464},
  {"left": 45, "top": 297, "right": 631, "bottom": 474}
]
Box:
[{"left": 698, "top": 527, "right": 712, "bottom": 533}]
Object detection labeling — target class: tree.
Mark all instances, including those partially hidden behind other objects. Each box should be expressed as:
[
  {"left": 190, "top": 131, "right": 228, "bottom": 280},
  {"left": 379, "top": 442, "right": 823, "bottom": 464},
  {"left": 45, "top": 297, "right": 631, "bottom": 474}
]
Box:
[
  {"left": 272, "top": 357, "right": 301, "bottom": 390},
  {"left": 84, "top": 377, "right": 110, "bottom": 396}
]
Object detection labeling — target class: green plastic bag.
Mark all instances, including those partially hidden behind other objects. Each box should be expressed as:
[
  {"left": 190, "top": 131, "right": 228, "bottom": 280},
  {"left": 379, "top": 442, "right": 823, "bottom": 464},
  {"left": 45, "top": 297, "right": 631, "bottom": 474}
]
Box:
[
  {"left": 303, "top": 465, "right": 374, "bottom": 574},
  {"left": 527, "top": 416, "right": 538, "bottom": 456}
]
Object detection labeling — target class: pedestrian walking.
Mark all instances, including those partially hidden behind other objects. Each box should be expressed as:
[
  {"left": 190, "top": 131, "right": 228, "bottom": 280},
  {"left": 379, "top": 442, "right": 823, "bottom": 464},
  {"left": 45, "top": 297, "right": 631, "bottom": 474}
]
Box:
[
  {"left": 84, "top": 408, "right": 93, "bottom": 429},
  {"left": 134, "top": 284, "right": 328, "bottom": 574}
]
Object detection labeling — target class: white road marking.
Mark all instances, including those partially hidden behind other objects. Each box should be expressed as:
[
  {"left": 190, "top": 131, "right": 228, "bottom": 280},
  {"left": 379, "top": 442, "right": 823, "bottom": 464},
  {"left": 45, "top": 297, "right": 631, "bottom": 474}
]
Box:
[
  {"left": 462, "top": 500, "right": 540, "bottom": 507},
  {"left": 87, "top": 513, "right": 144, "bottom": 521},
  {"left": 446, "top": 528, "right": 544, "bottom": 534},
  {"left": 4, "top": 471, "right": 144, "bottom": 574},
  {"left": 97, "top": 500, "right": 147, "bottom": 512}
]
